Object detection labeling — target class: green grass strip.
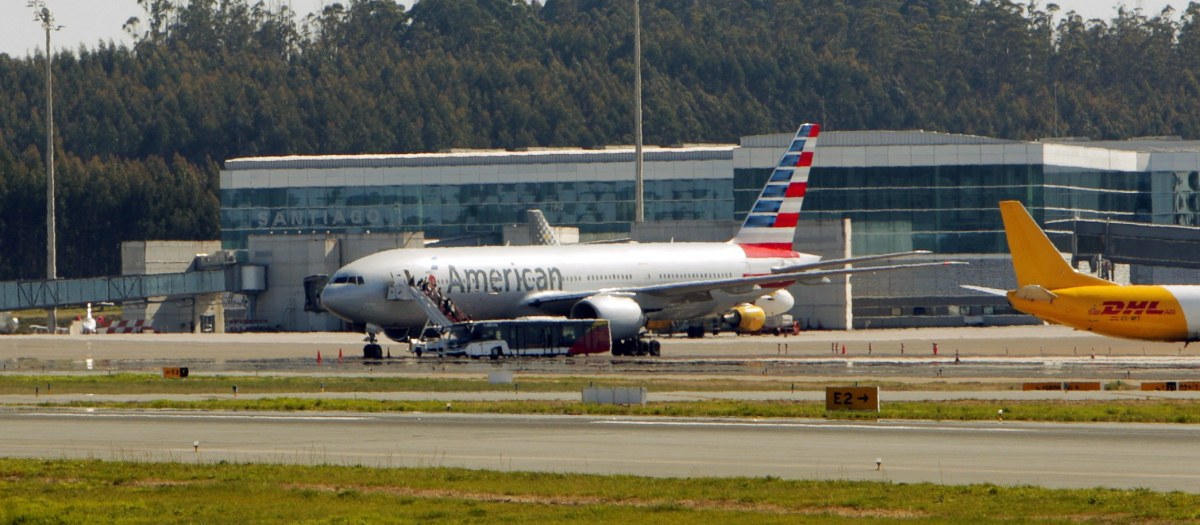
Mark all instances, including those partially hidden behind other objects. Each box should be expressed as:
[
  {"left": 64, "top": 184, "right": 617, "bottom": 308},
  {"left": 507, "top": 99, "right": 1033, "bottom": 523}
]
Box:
[
  {"left": 1, "top": 458, "right": 1198, "bottom": 523},
  {"left": 0, "top": 373, "right": 1043, "bottom": 394},
  {"left": 32, "top": 398, "right": 1200, "bottom": 423}
]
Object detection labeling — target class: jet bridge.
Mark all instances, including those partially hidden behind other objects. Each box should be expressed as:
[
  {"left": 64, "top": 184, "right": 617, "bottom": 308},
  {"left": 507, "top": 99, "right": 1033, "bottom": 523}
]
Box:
[{"left": 0, "top": 269, "right": 240, "bottom": 312}]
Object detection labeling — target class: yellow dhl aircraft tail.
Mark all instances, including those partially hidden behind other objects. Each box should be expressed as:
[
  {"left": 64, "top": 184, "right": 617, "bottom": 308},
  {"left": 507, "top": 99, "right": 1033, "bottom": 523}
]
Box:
[
  {"left": 965, "top": 201, "right": 1200, "bottom": 343},
  {"left": 998, "top": 200, "right": 1115, "bottom": 290}
]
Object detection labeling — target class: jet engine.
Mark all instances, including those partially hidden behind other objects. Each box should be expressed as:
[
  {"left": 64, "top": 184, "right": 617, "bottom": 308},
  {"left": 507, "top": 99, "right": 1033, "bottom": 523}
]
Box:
[
  {"left": 570, "top": 295, "right": 646, "bottom": 341},
  {"left": 383, "top": 328, "right": 412, "bottom": 343},
  {"left": 722, "top": 304, "right": 766, "bottom": 332},
  {"left": 755, "top": 289, "right": 795, "bottom": 317}
]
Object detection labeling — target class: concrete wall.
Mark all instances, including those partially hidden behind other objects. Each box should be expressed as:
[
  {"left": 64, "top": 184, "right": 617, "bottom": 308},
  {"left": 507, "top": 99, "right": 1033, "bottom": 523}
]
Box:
[
  {"left": 248, "top": 232, "right": 424, "bottom": 331},
  {"left": 787, "top": 219, "right": 852, "bottom": 330},
  {"left": 120, "top": 240, "right": 223, "bottom": 333}
]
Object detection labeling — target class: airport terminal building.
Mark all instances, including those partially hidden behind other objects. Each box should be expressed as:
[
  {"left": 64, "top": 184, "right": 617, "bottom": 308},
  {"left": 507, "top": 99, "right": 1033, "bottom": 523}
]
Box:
[{"left": 215, "top": 130, "right": 1200, "bottom": 332}]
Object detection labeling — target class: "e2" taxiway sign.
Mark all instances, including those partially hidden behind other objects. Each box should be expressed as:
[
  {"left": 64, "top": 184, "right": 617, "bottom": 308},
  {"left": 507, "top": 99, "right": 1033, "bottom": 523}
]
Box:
[{"left": 825, "top": 386, "right": 880, "bottom": 412}]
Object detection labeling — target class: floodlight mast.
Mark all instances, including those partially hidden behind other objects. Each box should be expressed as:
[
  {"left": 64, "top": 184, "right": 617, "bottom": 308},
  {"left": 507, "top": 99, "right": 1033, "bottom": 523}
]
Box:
[
  {"left": 30, "top": 0, "right": 61, "bottom": 333},
  {"left": 633, "top": 0, "right": 643, "bottom": 223}
]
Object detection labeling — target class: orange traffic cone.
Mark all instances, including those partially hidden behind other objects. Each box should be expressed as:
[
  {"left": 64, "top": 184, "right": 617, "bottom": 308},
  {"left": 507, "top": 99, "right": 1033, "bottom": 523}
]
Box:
[
  {"left": 338, "top": 348, "right": 343, "bottom": 364},
  {"left": 317, "top": 351, "right": 322, "bottom": 364}
]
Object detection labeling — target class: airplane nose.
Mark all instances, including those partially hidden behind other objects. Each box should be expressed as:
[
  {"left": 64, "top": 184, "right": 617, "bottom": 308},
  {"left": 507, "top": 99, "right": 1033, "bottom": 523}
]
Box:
[{"left": 320, "top": 285, "right": 356, "bottom": 319}]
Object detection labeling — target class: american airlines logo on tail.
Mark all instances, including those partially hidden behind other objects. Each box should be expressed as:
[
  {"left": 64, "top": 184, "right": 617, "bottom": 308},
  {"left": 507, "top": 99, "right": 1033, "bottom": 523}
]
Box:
[{"left": 730, "top": 124, "right": 820, "bottom": 253}]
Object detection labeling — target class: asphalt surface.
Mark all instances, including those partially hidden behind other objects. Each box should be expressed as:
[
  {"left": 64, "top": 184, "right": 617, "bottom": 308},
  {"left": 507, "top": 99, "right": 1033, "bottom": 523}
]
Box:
[
  {"left": 4, "top": 325, "right": 1200, "bottom": 380},
  {"left": 3, "top": 389, "right": 1200, "bottom": 404},
  {"left": 1, "top": 324, "right": 1196, "bottom": 360},
  {"left": 3, "top": 326, "right": 1199, "bottom": 492},
  {"left": 3, "top": 409, "right": 1198, "bottom": 492}
]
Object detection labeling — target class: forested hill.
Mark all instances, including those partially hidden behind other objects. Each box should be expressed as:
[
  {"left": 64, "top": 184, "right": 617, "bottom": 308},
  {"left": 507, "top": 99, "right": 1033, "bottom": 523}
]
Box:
[{"left": 1, "top": 0, "right": 1198, "bottom": 279}]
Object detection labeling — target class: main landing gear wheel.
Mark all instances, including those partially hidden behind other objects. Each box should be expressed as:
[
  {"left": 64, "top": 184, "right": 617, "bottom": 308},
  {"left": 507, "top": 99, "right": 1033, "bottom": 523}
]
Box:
[
  {"left": 611, "top": 339, "right": 660, "bottom": 357},
  {"left": 686, "top": 326, "right": 705, "bottom": 339},
  {"left": 636, "top": 340, "right": 650, "bottom": 356}
]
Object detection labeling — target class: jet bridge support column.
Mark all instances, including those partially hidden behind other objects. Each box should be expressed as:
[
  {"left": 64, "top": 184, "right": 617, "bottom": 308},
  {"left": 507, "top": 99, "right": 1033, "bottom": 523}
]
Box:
[{"left": 192, "top": 293, "right": 225, "bottom": 334}]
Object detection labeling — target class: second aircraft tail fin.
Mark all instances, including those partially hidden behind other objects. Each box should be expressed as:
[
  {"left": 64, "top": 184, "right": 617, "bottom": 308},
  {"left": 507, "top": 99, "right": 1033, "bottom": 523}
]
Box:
[{"left": 999, "top": 200, "right": 1115, "bottom": 290}]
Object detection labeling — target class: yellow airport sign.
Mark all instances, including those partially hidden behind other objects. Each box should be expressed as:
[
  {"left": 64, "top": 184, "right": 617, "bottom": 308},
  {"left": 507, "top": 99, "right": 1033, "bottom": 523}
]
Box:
[
  {"left": 825, "top": 386, "right": 879, "bottom": 412},
  {"left": 1022, "top": 382, "right": 1062, "bottom": 391},
  {"left": 1141, "top": 381, "right": 1200, "bottom": 391},
  {"left": 162, "top": 367, "right": 189, "bottom": 379},
  {"left": 1063, "top": 382, "right": 1102, "bottom": 391},
  {"left": 1022, "top": 382, "right": 1103, "bottom": 391}
]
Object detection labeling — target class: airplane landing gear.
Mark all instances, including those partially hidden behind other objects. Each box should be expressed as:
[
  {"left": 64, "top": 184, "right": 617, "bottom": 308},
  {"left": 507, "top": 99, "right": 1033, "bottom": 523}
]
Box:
[
  {"left": 362, "top": 332, "right": 383, "bottom": 359},
  {"left": 612, "top": 338, "right": 661, "bottom": 357}
]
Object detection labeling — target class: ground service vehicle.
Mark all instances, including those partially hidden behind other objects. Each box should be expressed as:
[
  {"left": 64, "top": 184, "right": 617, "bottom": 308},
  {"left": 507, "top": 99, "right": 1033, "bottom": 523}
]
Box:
[{"left": 411, "top": 317, "right": 613, "bottom": 359}]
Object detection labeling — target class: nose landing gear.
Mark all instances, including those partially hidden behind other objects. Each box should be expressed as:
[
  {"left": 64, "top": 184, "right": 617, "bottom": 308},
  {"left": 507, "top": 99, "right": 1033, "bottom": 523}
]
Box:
[{"left": 362, "top": 332, "right": 383, "bottom": 359}]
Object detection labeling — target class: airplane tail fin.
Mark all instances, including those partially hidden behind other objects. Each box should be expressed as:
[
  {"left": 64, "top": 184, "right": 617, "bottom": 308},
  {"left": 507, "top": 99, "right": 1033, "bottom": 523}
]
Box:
[
  {"left": 730, "top": 123, "right": 820, "bottom": 252},
  {"left": 999, "top": 200, "right": 1114, "bottom": 289}
]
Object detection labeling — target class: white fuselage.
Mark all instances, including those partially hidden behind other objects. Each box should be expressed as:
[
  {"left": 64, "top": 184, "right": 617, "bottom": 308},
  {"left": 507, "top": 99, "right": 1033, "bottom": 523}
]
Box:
[{"left": 320, "top": 242, "right": 817, "bottom": 330}]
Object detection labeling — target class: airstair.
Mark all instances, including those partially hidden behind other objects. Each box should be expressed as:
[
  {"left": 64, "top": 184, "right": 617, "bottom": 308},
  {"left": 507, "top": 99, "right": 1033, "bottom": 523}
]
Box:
[{"left": 386, "top": 273, "right": 465, "bottom": 328}]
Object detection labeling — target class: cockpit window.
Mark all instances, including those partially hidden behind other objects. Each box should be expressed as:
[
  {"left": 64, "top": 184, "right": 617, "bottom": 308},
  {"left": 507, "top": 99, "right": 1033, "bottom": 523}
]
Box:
[{"left": 331, "top": 275, "right": 364, "bottom": 285}]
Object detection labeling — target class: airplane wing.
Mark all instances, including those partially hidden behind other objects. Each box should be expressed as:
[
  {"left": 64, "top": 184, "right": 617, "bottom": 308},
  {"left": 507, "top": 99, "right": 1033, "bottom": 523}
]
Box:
[
  {"left": 523, "top": 261, "right": 967, "bottom": 308},
  {"left": 770, "top": 250, "right": 932, "bottom": 273}
]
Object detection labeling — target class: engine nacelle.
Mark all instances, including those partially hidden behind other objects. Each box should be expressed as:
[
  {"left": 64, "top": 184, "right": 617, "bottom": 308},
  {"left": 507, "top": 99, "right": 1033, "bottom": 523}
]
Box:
[
  {"left": 383, "top": 328, "right": 412, "bottom": 343},
  {"left": 570, "top": 295, "right": 646, "bottom": 341},
  {"left": 723, "top": 304, "right": 766, "bottom": 332},
  {"left": 755, "top": 289, "right": 795, "bottom": 317}
]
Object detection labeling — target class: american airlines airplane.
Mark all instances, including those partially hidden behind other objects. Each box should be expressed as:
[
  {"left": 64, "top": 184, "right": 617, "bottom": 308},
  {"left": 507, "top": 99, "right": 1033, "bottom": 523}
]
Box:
[{"left": 321, "top": 124, "right": 958, "bottom": 356}]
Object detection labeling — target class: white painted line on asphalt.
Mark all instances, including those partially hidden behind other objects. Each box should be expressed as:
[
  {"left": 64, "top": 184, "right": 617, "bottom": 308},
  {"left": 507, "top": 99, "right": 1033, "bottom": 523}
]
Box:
[{"left": 593, "top": 419, "right": 1031, "bottom": 432}]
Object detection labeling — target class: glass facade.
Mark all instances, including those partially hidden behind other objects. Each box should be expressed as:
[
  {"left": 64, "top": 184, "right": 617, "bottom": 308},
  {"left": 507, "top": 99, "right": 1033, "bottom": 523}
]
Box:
[
  {"left": 221, "top": 179, "right": 735, "bottom": 249},
  {"left": 221, "top": 147, "right": 1200, "bottom": 253},
  {"left": 734, "top": 164, "right": 1186, "bottom": 255}
]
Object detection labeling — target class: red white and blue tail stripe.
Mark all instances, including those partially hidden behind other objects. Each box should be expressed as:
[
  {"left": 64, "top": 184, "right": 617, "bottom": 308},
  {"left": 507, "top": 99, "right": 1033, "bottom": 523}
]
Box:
[{"left": 730, "top": 123, "right": 819, "bottom": 252}]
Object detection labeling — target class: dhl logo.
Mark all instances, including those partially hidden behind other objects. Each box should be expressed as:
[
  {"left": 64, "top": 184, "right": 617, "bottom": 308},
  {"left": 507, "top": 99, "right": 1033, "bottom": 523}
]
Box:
[{"left": 1087, "top": 301, "right": 1177, "bottom": 318}]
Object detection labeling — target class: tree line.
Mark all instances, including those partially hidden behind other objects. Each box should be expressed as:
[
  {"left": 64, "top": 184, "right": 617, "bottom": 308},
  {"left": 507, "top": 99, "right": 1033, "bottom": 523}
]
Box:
[{"left": 1, "top": 0, "right": 1199, "bottom": 279}]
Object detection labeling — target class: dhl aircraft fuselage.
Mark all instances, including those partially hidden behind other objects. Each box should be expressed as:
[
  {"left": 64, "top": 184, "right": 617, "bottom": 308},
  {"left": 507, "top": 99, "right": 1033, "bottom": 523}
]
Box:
[
  {"left": 1010, "top": 285, "right": 1200, "bottom": 342},
  {"left": 976, "top": 201, "right": 1200, "bottom": 343}
]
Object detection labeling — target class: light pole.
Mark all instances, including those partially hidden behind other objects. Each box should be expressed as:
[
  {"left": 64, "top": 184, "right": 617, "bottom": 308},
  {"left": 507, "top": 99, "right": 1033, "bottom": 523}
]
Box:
[
  {"left": 633, "top": 0, "right": 644, "bottom": 223},
  {"left": 30, "top": 1, "right": 61, "bottom": 333}
]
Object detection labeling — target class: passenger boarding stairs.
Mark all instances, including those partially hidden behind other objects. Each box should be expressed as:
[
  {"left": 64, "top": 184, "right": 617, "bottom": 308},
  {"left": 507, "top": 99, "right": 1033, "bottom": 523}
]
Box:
[{"left": 386, "top": 273, "right": 465, "bottom": 329}]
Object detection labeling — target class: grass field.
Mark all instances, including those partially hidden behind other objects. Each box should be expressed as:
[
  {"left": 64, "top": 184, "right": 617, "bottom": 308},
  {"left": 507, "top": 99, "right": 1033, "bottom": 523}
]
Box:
[
  {"left": 2, "top": 459, "right": 1198, "bottom": 523},
  {"left": 35, "top": 397, "right": 1200, "bottom": 423},
  {"left": 0, "top": 373, "right": 1120, "bottom": 395}
]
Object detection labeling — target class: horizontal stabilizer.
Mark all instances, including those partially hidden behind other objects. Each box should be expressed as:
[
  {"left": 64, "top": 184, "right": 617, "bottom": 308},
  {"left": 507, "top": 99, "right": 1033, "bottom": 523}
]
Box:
[
  {"left": 1013, "top": 285, "right": 1058, "bottom": 302},
  {"left": 960, "top": 285, "right": 1008, "bottom": 296}
]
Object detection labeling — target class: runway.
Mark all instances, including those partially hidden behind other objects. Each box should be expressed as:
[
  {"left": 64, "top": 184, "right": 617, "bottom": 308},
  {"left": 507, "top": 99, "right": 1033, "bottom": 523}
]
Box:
[{"left": 4, "top": 408, "right": 1199, "bottom": 492}]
